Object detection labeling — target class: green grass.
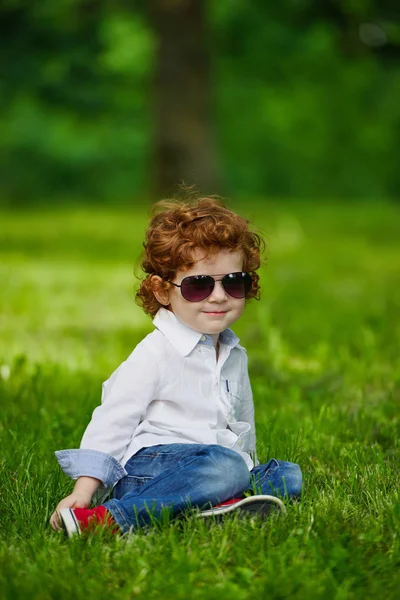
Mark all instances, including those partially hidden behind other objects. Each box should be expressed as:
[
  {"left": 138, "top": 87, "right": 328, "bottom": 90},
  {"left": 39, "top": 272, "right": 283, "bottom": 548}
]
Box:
[{"left": 1, "top": 199, "right": 399, "bottom": 599}]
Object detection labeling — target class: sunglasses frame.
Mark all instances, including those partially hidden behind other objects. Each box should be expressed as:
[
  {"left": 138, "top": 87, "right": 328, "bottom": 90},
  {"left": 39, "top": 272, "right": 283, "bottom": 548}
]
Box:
[{"left": 164, "top": 271, "right": 253, "bottom": 302}]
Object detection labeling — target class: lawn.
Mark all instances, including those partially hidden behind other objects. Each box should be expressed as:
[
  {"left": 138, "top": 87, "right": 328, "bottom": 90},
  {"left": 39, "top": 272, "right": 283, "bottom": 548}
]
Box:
[{"left": 0, "top": 199, "right": 399, "bottom": 599}]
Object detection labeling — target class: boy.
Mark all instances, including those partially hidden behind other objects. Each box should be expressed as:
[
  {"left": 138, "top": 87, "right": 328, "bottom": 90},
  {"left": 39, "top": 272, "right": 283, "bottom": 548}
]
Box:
[{"left": 50, "top": 197, "right": 302, "bottom": 537}]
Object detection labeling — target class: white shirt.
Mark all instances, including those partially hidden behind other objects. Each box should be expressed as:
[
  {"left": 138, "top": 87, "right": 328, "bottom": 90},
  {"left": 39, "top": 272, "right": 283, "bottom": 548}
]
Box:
[{"left": 56, "top": 308, "right": 258, "bottom": 488}]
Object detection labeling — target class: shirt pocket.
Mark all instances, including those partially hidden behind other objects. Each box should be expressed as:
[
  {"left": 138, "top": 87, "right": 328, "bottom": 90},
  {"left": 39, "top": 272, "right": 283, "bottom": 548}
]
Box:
[{"left": 226, "top": 379, "right": 243, "bottom": 421}]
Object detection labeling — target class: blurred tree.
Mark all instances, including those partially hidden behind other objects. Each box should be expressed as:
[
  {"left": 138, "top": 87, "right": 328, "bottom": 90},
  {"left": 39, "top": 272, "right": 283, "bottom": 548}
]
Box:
[{"left": 147, "top": 0, "right": 219, "bottom": 195}]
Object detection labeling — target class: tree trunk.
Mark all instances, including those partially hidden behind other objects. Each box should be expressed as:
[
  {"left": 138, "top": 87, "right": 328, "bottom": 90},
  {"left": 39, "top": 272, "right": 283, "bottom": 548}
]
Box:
[{"left": 148, "top": 0, "right": 219, "bottom": 196}]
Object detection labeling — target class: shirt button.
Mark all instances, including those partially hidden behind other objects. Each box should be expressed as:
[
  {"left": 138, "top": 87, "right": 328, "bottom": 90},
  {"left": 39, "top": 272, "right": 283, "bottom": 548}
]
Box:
[{"left": 200, "top": 335, "right": 206, "bottom": 342}]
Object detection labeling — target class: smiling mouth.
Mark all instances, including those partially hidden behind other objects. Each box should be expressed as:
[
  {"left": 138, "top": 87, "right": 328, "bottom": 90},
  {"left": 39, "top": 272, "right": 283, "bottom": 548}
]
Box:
[{"left": 203, "top": 311, "right": 227, "bottom": 315}]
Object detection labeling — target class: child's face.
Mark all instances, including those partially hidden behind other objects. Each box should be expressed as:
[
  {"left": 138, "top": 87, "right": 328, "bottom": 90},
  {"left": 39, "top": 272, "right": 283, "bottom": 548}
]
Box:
[{"left": 159, "top": 249, "right": 246, "bottom": 335}]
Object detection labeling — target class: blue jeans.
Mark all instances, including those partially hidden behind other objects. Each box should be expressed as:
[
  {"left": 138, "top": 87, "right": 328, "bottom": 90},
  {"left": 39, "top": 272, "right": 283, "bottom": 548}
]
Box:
[{"left": 104, "top": 444, "right": 302, "bottom": 534}]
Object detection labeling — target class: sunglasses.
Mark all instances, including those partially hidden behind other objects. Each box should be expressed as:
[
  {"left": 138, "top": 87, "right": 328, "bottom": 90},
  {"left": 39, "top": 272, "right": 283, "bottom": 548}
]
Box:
[{"left": 165, "top": 272, "right": 253, "bottom": 302}]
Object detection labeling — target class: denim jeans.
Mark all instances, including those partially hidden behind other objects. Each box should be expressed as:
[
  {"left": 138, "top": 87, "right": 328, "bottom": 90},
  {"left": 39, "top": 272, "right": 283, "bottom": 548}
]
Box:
[{"left": 104, "top": 443, "right": 303, "bottom": 534}]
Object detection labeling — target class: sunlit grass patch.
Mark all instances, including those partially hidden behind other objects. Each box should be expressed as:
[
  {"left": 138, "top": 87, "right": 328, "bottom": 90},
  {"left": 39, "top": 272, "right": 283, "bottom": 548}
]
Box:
[{"left": 0, "top": 200, "right": 399, "bottom": 599}]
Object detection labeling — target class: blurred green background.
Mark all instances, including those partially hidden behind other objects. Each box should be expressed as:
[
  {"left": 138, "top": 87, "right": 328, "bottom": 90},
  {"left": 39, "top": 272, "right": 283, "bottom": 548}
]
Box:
[{"left": 1, "top": 0, "right": 399, "bottom": 205}]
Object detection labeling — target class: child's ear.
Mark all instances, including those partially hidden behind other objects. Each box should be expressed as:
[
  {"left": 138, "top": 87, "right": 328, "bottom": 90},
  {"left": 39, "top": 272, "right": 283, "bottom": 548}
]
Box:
[{"left": 150, "top": 275, "right": 170, "bottom": 306}]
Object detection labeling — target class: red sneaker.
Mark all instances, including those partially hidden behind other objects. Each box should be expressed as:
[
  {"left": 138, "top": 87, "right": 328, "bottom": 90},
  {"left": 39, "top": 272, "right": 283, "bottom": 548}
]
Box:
[
  {"left": 58, "top": 506, "right": 119, "bottom": 538},
  {"left": 198, "top": 495, "right": 286, "bottom": 518},
  {"left": 213, "top": 498, "right": 244, "bottom": 507}
]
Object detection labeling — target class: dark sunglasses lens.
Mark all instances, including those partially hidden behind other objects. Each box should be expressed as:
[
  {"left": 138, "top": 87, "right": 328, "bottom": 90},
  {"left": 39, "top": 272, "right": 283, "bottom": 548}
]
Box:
[
  {"left": 223, "top": 272, "right": 252, "bottom": 298},
  {"left": 181, "top": 275, "right": 214, "bottom": 302}
]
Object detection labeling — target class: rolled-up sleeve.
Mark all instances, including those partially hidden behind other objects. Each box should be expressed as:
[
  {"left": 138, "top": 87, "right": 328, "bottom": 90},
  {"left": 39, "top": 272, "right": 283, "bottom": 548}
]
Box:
[
  {"left": 55, "top": 340, "right": 159, "bottom": 485},
  {"left": 55, "top": 449, "right": 127, "bottom": 487}
]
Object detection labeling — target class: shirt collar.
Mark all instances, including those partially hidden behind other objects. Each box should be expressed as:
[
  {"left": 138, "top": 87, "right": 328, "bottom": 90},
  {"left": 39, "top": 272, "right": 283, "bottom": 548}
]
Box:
[{"left": 153, "top": 307, "right": 240, "bottom": 357}]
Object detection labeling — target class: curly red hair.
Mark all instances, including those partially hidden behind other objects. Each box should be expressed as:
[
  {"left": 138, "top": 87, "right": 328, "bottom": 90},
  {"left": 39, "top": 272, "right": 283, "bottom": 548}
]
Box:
[{"left": 136, "top": 196, "right": 265, "bottom": 316}]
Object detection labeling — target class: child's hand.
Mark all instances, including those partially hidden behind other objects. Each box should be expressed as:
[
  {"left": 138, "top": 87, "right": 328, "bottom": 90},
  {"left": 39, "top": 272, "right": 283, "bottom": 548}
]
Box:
[{"left": 50, "top": 491, "right": 92, "bottom": 531}]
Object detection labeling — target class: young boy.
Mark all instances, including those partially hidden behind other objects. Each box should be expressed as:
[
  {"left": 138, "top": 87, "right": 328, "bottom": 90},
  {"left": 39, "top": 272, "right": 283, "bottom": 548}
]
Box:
[{"left": 50, "top": 197, "right": 302, "bottom": 537}]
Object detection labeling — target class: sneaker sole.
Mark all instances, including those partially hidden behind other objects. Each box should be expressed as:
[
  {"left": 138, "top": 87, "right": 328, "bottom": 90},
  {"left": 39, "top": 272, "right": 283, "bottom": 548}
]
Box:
[
  {"left": 197, "top": 495, "right": 286, "bottom": 519},
  {"left": 58, "top": 508, "right": 82, "bottom": 538}
]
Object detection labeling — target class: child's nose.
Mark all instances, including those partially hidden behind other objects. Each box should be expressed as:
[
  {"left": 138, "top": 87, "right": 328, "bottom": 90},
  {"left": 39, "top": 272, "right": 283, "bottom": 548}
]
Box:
[{"left": 209, "top": 280, "right": 228, "bottom": 302}]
